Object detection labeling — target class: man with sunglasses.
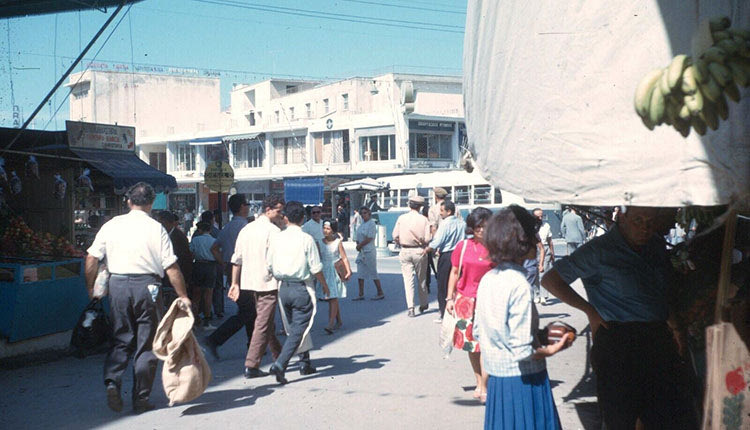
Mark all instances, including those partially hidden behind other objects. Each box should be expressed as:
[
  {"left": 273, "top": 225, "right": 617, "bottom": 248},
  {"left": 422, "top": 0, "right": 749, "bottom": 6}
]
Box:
[{"left": 302, "top": 205, "right": 325, "bottom": 248}]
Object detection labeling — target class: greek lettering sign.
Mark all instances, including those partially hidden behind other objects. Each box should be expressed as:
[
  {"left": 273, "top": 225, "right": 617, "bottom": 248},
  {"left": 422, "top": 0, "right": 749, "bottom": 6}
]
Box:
[
  {"left": 66, "top": 120, "right": 136, "bottom": 151},
  {"left": 408, "top": 120, "right": 455, "bottom": 133},
  {"left": 203, "top": 161, "right": 234, "bottom": 192}
]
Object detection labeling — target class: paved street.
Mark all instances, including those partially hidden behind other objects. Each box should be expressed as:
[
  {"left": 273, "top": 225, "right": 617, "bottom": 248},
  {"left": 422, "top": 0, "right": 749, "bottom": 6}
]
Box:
[{"left": 0, "top": 243, "right": 600, "bottom": 429}]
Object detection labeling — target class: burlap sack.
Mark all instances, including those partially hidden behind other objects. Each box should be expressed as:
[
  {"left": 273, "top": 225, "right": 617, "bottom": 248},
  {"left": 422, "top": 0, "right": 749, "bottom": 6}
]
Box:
[{"left": 152, "top": 299, "right": 211, "bottom": 406}]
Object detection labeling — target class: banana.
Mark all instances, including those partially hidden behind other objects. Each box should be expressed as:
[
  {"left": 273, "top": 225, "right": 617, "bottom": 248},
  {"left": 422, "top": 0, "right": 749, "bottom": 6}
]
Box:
[
  {"left": 693, "top": 58, "right": 710, "bottom": 83},
  {"left": 716, "top": 39, "right": 740, "bottom": 55},
  {"left": 664, "top": 97, "right": 681, "bottom": 126},
  {"left": 709, "top": 17, "right": 731, "bottom": 32},
  {"left": 634, "top": 69, "right": 664, "bottom": 117},
  {"left": 698, "top": 74, "right": 723, "bottom": 102},
  {"left": 724, "top": 81, "right": 740, "bottom": 102},
  {"left": 729, "top": 28, "right": 750, "bottom": 40},
  {"left": 681, "top": 65, "right": 699, "bottom": 94},
  {"left": 691, "top": 116, "right": 707, "bottom": 136},
  {"left": 727, "top": 60, "right": 749, "bottom": 86},
  {"left": 641, "top": 116, "right": 655, "bottom": 131},
  {"left": 659, "top": 66, "right": 672, "bottom": 95},
  {"left": 699, "top": 101, "right": 719, "bottom": 130},
  {"left": 684, "top": 90, "right": 704, "bottom": 115},
  {"left": 712, "top": 31, "right": 731, "bottom": 42},
  {"left": 678, "top": 104, "right": 691, "bottom": 120},
  {"left": 708, "top": 61, "right": 732, "bottom": 86},
  {"left": 715, "top": 93, "right": 729, "bottom": 120},
  {"left": 667, "top": 54, "right": 689, "bottom": 90},
  {"left": 649, "top": 85, "right": 666, "bottom": 124},
  {"left": 673, "top": 118, "right": 691, "bottom": 137},
  {"left": 702, "top": 46, "right": 727, "bottom": 63}
]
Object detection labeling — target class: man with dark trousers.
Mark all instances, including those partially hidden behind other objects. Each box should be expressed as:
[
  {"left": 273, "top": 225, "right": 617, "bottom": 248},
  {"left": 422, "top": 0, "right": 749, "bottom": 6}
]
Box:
[
  {"left": 210, "top": 194, "right": 249, "bottom": 320},
  {"left": 85, "top": 182, "right": 190, "bottom": 414},
  {"left": 423, "top": 200, "right": 465, "bottom": 322},
  {"left": 157, "top": 211, "right": 192, "bottom": 310},
  {"left": 266, "top": 201, "right": 330, "bottom": 384}
]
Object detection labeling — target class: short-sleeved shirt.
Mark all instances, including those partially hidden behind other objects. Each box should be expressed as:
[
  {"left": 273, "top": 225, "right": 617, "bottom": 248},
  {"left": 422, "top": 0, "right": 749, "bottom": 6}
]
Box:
[
  {"left": 392, "top": 210, "right": 431, "bottom": 247},
  {"left": 428, "top": 203, "right": 442, "bottom": 231},
  {"left": 538, "top": 222, "right": 552, "bottom": 250},
  {"left": 553, "top": 224, "right": 671, "bottom": 322},
  {"left": 87, "top": 209, "right": 177, "bottom": 277},
  {"left": 428, "top": 215, "right": 466, "bottom": 253},
  {"left": 356, "top": 219, "right": 377, "bottom": 253},
  {"left": 190, "top": 234, "right": 217, "bottom": 261},
  {"left": 302, "top": 219, "right": 324, "bottom": 243},
  {"left": 451, "top": 239, "right": 493, "bottom": 297},
  {"left": 216, "top": 216, "right": 248, "bottom": 263},
  {"left": 267, "top": 224, "right": 323, "bottom": 282}
]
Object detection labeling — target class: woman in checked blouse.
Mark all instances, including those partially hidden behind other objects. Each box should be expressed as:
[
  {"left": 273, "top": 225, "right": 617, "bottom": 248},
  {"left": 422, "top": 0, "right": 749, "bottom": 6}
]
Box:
[{"left": 475, "top": 205, "right": 574, "bottom": 430}]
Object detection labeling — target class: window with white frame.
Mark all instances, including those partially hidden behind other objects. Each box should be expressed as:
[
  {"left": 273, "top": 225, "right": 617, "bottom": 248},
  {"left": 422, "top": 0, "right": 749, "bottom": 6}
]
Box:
[
  {"left": 473, "top": 185, "right": 492, "bottom": 205},
  {"left": 341, "top": 93, "right": 349, "bottom": 111},
  {"left": 174, "top": 142, "right": 196, "bottom": 171},
  {"left": 232, "top": 140, "right": 264, "bottom": 169},
  {"left": 323, "top": 98, "right": 329, "bottom": 114},
  {"left": 399, "top": 189, "right": 411, "bottom": 207},
  {"left": 454, "top": 185, "right": 470, "bottom": 205},
  {"left": 313, "top": 130, "right": 350, "bottom": 164},
  {"left": 359, "top": 134, "right": 396, "bottom": 161},
  {"left": 272, "top": 136, "right": 305, "bottom": 165},
  {"left": 305, "top": 103, "right": 312, "bottom": 118}
]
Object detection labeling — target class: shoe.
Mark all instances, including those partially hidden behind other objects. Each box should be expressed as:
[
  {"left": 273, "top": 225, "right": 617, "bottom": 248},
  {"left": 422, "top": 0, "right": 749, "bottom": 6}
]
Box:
[
  {"left": 244, "top": 367, "right": 268, "bottom": 379},
  {"left": 268, "top": 363, "right": 288, "bottom": 384},
  {"left": 352, "top": 296, "right": 365, "bottom": 301},
  {"left": 105, "top": 382, "right": 123, "bottom": 413},
  {"left": 333, "top": 322, "right": 342, "bottom": 331},
  {"left": 133, "top": 398, "right": 155, "bottom": 414},
  {"left": 203, "top": 321, "right": 217, "bottom": 330},
  {"left": 407, "top": 309, "right": 416, "bottom": 318},
  {"left": 540, "top": 298, "right": 548, "bottom": 305},
  {"left": 419, "top": 304, "right": 428, "bottom": 313},
  {"left": 371, "top": 294, "right": 385, "bottom": 301},
  {"left": 299, "top": 363, "right": 317, "bottom": 375},
  {"left": 324, "top": 327, "right": 334, "bottom": 335},
  {"left": 534, "top": 297, "right": 541, "bottom": 304},
  {"left": 203, "top": 337, "right": 220, "bottom": 361},
  {"left": 433, "top": 318, "right": 443, "bottom": 324}
]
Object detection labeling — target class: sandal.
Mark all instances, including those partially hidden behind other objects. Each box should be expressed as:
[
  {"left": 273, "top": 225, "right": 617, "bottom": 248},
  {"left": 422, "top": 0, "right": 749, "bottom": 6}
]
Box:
[
  {"left": 333, "top": 322, "right": 343, "bottom": 330},
  {"left": 324, "top": 327, "right": 334, "bottom": 335},
  {"left": 352, "top": 296, "right": 365, "bottom": 301},
  {"left": 370, "top": 294, "right": 385, "bottom": 301}
]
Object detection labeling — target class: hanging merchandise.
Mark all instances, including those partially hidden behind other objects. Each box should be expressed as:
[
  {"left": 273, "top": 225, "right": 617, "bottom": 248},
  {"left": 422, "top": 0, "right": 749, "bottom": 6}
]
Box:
[
  {"left": 53, "top": 174, "right": 67, "bottom": 200},
  {"left": 77, "top": 168, "right": 94, "bottom": 191},
  {"left": 25, "top": 156, "right": 39, "bottom": 179},
  {"left": 0, "top": 156, "right": 7, "bottom": 183},
  {"left": 9, "top": 171, "right": 21, "bottom": 195}
]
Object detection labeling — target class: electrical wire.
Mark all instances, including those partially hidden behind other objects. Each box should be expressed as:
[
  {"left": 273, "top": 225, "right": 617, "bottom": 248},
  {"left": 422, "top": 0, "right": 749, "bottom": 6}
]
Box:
[{"left": 338, "top": 0, "right": 465, "bottom": 15}]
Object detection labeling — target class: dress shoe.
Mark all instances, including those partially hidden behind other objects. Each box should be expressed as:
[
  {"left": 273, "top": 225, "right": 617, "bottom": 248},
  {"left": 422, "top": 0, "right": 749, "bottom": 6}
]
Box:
[
  {"left": 105, "top": 382, "right": 123, "bottom": 413},
  {"left": 133, "top": 398, "right": 155, "bottom": 414},
  {"left": 407, "top": 308, "right": 416, "bottom": 318},
  {"left": 300, "top": 363, "right": 317, "bottom": 375},
  {"left": 268, "top": 363, "right": 288, "bottom": 384},
  {"left": 419, "top": 304, "right": 429, "bottom": 313},
  {"left": 244, "top": 367, "right": 268, "bottom": 379}
]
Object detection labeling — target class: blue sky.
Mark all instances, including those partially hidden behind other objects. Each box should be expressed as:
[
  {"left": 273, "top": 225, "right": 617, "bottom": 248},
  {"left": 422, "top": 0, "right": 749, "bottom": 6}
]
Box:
[{"left": 0, "top": 0, "right": 466, "bottom": 130}]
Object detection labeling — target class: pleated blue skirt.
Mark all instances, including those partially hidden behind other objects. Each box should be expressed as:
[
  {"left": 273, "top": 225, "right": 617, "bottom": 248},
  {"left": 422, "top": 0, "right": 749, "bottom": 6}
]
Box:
[{"left": 484, "top": 370, "right": 562, "bottom": 430}]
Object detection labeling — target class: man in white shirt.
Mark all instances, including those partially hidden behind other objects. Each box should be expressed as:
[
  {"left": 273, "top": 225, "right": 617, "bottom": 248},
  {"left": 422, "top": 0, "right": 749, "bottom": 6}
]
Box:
[
  {"left": 533, "top": 208, "right": 554, "bottom": 304},
  {"left": 85, "top": 182, "right": 190, "bottom": 414},
  {"left": 301, "top": 205, "right": 324, "bottom": 246},
  {"left": 266, "top": 201, "right": 330, "bottom": 384}
]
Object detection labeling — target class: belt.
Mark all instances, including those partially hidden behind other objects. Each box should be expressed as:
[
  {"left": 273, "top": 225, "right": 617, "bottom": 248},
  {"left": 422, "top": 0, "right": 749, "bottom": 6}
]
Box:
[
  {"left": 400, "top": 245, "right": 424, "bottom": 249},
  {"left": 194, "top": 260, "right": 216, "bottom": 264},
  {"left": 280, "top": 280, "right": 307, "bottom": 287}
]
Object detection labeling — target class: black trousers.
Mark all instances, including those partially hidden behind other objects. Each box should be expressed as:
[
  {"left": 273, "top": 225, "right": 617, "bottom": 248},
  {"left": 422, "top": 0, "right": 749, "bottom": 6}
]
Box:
[
  {"left": 276, "top": 281, "right": 314, "bottom": 370},
  {"left": 425, "top": 250, "right": 437, "bottom": 292},
  {"left": 208, "top": 289, "right": 256, "bottom": 346},
  {"left": 591, "top": 321, "right": 699, "bottom": 430},
  {"left": 211, "top": 264, "right": 225, "bottom": 316},
  {"left": 104, "top": 274, "right": 161, "bottom": 401},
  {"left": 436, "top": 250, "right": 453, "bottom": 318}
]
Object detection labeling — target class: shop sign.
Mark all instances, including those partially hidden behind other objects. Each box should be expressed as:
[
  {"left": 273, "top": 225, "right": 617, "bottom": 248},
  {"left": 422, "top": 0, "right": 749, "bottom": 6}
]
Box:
[
  {"left": 408, "top": 120, "right": 455, "bottom": 133},
  {"left": 66, "top": 121, "right": 136, "bottom": 151},
  {"left": 173, "top": 183, "right": 197, "bottom": 194},
  {"left": 204, "top": 161, "right": 234, "bottom": 193}
]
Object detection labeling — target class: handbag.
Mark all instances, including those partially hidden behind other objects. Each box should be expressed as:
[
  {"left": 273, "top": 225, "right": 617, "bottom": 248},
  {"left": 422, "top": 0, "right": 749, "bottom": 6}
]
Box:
[
  {"left": 439, "top": 239, "right": 469, "bottom": 356},
  {"left": 70, "top": 298, "right": 111, "bottom": 358},
  {"left": 537, "top": 321, "right": 577, "bottom": 345},
  {"left": 334, "top": 259, "right": 348, "bottom": 282}
]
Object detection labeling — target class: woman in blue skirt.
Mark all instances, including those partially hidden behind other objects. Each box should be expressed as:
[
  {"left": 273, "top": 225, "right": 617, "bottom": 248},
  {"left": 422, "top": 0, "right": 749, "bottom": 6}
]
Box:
[{"left": 475, "top": 205, "right": 574, "bottom": 429}]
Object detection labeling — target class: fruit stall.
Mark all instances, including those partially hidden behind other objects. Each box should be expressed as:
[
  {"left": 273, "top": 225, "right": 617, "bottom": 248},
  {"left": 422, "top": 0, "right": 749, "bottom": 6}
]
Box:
[{"left": 463, "top": 1, "right": 748, "bottom": 428}]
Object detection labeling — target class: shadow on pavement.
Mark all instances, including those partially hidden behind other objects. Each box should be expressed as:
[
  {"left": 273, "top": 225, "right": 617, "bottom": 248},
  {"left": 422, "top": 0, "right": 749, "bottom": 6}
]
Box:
[
  {"left": 561, "top": 324, "right": 602, "bottom": 429},
  {"left": 180, "top": 386, "right": 275, "bottom": 415}
]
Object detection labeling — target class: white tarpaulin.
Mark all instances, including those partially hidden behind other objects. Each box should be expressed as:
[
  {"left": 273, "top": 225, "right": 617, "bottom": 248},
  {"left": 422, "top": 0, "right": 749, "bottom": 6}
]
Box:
[{"left": 463, "top": 1, "right": 750, "bottom": 207}]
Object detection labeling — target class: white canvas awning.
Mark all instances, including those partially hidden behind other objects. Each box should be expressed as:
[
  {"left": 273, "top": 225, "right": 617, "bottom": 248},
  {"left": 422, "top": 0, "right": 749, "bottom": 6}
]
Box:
[
  {"left": 463, "top": 1, "right": 749, "bottom": 208},
  {"left": 337, "top": 177, "right": 388, "bottom": 191}
]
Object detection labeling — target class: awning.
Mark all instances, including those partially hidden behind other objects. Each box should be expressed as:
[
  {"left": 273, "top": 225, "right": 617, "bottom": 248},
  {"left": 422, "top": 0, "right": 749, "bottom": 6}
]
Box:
[
  {"left": 337, "top": 177, "right": 387, "bottom": 192},
  {"left": 189, "top": 136, "right": 224, "bottom": 146},
  {"left": 285, "top": 177, "right": 323, "bottom": 205},
  {"left": 70, "top": 148, "right": 177, "bottom": 193},
  {"left": 223, "top": 132, "right": 261, "bottom": 143}
]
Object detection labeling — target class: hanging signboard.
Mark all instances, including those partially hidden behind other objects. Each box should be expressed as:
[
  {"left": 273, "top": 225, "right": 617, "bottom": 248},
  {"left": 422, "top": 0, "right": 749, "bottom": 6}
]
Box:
[
  {"left": 203, "top": 161, "right": 234, "bottom": 193},
  {"left": 66, "top": 121, "right": 135, "bottom": 152}
]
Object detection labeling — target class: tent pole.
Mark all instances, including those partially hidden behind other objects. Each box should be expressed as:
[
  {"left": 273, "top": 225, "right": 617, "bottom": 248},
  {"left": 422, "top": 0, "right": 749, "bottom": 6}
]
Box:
[{"left": 713, "top": 209, "right": 737, "bottom": 324}]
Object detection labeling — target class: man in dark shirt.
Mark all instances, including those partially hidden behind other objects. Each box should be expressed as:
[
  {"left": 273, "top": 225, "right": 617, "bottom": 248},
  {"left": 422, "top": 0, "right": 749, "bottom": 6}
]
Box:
[
  {"left": 336, "top": 205, "right": 349, "bottom": 241},
  {"left": 158, "top": 211, "right": 193, "bottom": 310}
]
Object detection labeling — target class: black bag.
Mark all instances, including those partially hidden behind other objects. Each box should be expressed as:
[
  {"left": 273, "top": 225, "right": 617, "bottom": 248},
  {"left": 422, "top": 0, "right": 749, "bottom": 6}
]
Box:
[{"left": 70, "top": 298, "right": 111, "bottom": 358}]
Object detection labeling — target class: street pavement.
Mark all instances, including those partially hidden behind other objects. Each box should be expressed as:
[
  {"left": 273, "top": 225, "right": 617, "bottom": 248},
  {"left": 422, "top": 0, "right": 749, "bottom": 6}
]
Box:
[{"left": 0, "top": 242, "right": 600, "bottom": 430}]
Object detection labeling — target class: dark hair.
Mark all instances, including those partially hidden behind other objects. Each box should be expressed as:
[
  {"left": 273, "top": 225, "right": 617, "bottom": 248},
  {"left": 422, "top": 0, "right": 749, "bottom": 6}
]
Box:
[
  {"left": 228, "top": 193, "right": 247, "bottom": 214},
  {"left": 359, "top": 206, "right": 370, "bottom": 213},
  {"left": 441, "top": 200, "right": 456, "bottom": 215},
  {"left": 157, "top": 210, "right": 173, "bottom": 223},
  {"left": 323, "top": 219, "right": 338, "bottom": 233},
  {"left": 196, "top": 221, "right": 211, "bottom": 232},
  {"left": 485, "top": 205, "right": 539, "bottom": 265},
  {"left": 263, "top": 194, "right": 284, "bottom": 211},
  {"left": 126, "top": 182, "right": 155, "bottom": 206},
  {"left": 531, "top": 207, "right": 542, "bottom": 214},
  {"left": 408, "top": 201, "right": 422, "bottom": 210},
  {"left": 465, "top": 207, "right": 493, "bottom": 235},
  {"left": 200, "top": 210, "right": 214, "bottom": 223},
  {"left": 285, "top": 201, "right": 306, "bottom": 224}
]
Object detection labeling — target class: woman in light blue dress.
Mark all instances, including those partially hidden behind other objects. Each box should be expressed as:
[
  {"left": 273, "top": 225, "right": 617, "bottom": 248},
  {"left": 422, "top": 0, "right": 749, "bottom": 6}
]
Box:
[{"left": 316, "top": 220, "right": 351, "bottom": 334}]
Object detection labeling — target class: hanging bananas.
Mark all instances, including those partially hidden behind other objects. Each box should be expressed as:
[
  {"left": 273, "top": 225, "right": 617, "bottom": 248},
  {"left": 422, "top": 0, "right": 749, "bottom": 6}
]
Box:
[{"left": 633, "top": 16, "right": 750, "bottom": 137}]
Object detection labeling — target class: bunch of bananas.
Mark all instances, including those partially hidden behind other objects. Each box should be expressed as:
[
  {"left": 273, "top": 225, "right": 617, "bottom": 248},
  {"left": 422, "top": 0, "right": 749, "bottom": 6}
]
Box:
[{"left": 634, "top": 17, "right": 750, "bottom": 137}]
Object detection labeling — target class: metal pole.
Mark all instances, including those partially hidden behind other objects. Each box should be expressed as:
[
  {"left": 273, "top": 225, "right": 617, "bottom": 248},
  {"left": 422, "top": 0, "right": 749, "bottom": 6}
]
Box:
[{"left": 2, "top": 2, "right": 126, "bottom": 153}]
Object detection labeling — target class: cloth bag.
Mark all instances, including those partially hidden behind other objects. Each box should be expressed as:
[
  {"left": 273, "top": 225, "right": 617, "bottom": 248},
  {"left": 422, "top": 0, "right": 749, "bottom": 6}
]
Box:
[
  {"left": 702, "top": 322, "right": 750, "bottom": 430},
  {"left": 70, "top": 298, "right": 111, "bottom": 358},
  {"left": 439, "top": 240, "right": 468, "bottom": 356},
  {"left": 92, "top": 262, "right": 109, "bottom": 298},
  {"left": 152, "top": 299, "right": 211, "bottom": 406}
]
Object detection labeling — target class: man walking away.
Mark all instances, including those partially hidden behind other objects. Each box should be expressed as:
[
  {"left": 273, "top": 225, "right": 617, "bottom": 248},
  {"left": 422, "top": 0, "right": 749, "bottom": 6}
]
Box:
[
  {"left": 190, "top": 221, "right": 223, "bottom": 328},
  {"left": 266, "top": 201, "right": 330, "bottom": 384},
  {"left": 392, "top": 195, "right": 431, "bottom": 318},
  {"left": 157, "top": 211, "right": 192, "bottom": 310},
  {"left": 561, "top": 206, "right": 585, "bottom": 255},
  {"left": 423, "top": 200, "right": 465, "bottom": 322},
  {"left": 85, "top": 182, "right": 191, "bottom": 414},
  {"left": 426, "top": 187, "right": 448, "bottom": 293},
  {"left": 211, "top": 194, "right": 249, "bottom": 320},
  {"left": 533, "top": 208, "right": 554, "bottom": 304}
]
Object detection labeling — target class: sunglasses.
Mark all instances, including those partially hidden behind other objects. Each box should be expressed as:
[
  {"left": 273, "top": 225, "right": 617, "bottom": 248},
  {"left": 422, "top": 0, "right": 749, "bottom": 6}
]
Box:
[{"left": 312, "top": 211, "right": 322, "bottom": 214}]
